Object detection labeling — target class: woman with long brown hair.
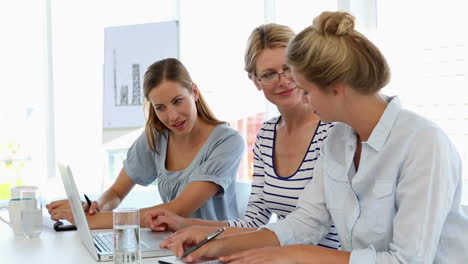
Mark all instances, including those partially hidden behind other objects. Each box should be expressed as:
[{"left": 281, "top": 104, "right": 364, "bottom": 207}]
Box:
[{"left": 47, "top": 58, "right": 244, "bottom": 229}]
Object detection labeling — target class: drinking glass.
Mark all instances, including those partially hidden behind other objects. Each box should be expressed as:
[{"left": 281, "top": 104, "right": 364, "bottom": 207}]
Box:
[
  {"left": 20, "top": 188, "right": 43, "bottom": 238},
  {"left": 113, "top": 208, "right": 141, "bottom": 264},
  {"left": 21, "top": 210, "right": 43, "bottom": 238}
]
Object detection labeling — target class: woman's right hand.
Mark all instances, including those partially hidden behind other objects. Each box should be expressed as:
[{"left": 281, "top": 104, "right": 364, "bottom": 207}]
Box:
[
  {"left": 46, "top": 199, "right": 75, "bottom": 223},
  {"left": 144, "top": 208, "right": 187, "bottom": 231},
  {"left": 47, "top": 199, "right": 101, "bottom": 218},
  {"left": 83, "top": 200, "right": 101, "bottom": 215},
  {"left": 160, "top": 226, "right": 223, "bottom": 262}
]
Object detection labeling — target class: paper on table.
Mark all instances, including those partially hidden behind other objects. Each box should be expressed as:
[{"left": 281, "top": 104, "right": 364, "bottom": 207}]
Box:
[{"left": 158, "top": 255, "right": 223, "bottom": 264}]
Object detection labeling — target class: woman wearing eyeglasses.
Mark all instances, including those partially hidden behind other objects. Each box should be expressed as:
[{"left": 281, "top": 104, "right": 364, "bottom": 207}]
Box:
[
  {"left": 144, "top": 24, "right": 340, "bottom": 250},
  {"left": 159, "top": 11, "right": 468, "bottom": 264}
]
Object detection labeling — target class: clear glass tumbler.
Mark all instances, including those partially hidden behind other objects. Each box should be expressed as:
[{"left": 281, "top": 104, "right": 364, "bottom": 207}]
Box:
[
  {"left": 113, "top": 208, "right": 141, "bottom": 264},
  {"left": 20, "top": 188, "right": 42, "bottom": 238},
  {"left": 21, "top": 209, "right": 43, "bottom": 238}
]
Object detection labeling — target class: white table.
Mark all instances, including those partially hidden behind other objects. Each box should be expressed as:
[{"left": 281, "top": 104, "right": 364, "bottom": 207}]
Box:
[{"left": 0, "top": 209, "right": 173, "bottom": 264}]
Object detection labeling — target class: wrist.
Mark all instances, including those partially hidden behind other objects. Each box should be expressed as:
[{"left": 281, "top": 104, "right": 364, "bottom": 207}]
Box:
[
  {"left": 209, "top": 238, "right": 227, "bottom": 258},
  {"left": 185, "top": 218, "right": 204, "bottom": 228},
  {"left": 87, "top": 211, "right": 112, "bottom": 229},
  {"left": 97, "top": 200, "right": 109, "bottom": 211},
  {"left": 86, "top": 213, "right": 97, "bottom": 229},
  {"left": 289, "top": 244, "right": 350, "bottom": 264},
  {"left": 179, "top": 217, "right": 191, "bottom": 229},
  {"left": 285, "top": 245, "right": 305, "bottom": 263}
]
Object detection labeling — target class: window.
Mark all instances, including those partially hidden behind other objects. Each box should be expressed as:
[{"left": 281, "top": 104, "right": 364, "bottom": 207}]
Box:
[
  {"left": 0, "top": 1, "right": 49, "bottom": 202},
  {"left": 49, "top": 0, "right": 268, "bottom": 193},
  {"left": 179, "top": 0, "right": 266, "bottom": 182},
  {"left": 376, "top": 0, "right": 468, "bottom": 204},
  {"left": 275, "top": 0, "right": 338, "bottom": 33},
  {"left": 50, "top": 0, "right": 178, "bottom": 195},
  {"left": 5, "top": 0, "right": 464, "bottom": 206}
]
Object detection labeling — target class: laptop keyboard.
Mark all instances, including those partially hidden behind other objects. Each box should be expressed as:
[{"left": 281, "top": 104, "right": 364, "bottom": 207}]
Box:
[
  {"left": 94, "top": 232, "right": 114, "bottom": 252},
  {"left": 94, "top": 232, "right": 151, "bottom": 252},
  {"left": 158, "top": 256, "right": 224, "bottom": 264}
]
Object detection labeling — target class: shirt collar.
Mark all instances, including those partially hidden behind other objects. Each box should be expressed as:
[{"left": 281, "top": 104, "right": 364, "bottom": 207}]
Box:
[{"left": 365, "top": 96, "right": 402, "bottom": 151}]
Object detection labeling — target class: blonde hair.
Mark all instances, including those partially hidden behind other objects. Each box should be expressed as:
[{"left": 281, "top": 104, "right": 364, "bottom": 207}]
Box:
[
  {"left": 143, "top": 58, "right": 225, "bottom": 153},
  {"left": 244, "top": 23, "right": 295, "bottom": 79},
  {"left": 287, "top": 11, "right": 390, "bottom": 94}
]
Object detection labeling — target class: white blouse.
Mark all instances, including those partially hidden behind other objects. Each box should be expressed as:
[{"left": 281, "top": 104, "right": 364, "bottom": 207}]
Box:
[{"left": 264, "top": 96, "right": 468, "bottom": 263}]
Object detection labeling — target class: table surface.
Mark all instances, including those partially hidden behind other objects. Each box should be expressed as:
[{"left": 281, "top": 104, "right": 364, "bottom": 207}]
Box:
[{"left": 0, "top": 208, "right": 174, "bottom": 264}]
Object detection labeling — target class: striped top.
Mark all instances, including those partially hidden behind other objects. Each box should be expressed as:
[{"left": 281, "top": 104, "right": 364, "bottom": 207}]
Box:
[{"left": 227, "top": 116, "right": 340, "bottom": 250}]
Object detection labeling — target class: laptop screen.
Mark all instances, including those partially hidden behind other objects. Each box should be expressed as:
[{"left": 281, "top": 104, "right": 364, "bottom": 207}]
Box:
[{"left": 58, "top": 163, "right": 100, "bottom": 260}]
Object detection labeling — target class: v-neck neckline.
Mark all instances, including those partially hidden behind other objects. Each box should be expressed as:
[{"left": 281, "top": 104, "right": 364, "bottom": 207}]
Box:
[
  {"left": 161, "top": 124, "right": 222, "bottom": 173},
  {"left": 271, "top": 116, "right": 321, "bottom": 179}
]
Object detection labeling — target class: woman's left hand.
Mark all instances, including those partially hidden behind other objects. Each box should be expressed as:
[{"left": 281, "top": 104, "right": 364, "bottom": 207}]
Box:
[{"left": 219, "top": 246, "right": 299, "bottom": 264}]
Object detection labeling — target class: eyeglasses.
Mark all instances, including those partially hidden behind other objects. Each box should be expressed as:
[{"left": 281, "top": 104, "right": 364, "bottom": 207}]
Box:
[{"left": 257, "top": 69, "right": 294, "bottom": 86}]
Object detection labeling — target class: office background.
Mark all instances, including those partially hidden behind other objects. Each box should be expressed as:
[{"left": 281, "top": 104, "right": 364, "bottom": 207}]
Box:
[{"left": 0, "top": 0, "right": 467, "bottom": 206}]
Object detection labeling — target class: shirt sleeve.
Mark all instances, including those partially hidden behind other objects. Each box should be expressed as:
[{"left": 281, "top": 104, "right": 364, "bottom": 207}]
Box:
[
  {"left": 123, "top": 131, "right": 158, "bottom": 186},
  {"left": 188, "top": 130, "right": 245, "bottom": 197},
  {"left": 349, "top": 127, "right": 462, "bottom": 264},
  {"left": 261, "top": 151, "right": 332, "bottom": 246},
  {"left": 227, "top": 135, "right": 273, "bottom": 228}
]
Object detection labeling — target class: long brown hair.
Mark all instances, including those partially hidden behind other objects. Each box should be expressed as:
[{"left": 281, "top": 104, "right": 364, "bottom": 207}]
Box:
[{"left": 143, "top": 58, "right": 224, "bottom": 153}]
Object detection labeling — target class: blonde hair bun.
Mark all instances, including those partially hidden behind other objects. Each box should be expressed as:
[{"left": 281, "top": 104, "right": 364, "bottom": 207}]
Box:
[
  {"left": 287, "top": 10, "right": 390, "bottom": 94},
  {"left": 313, "top": 11, "right": 355, "bottom": 36}
]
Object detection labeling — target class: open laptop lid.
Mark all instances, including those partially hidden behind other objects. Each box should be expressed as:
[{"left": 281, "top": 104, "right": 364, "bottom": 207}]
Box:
[{"left": 58, "top": 162, "right": 100, "bottom": 261}]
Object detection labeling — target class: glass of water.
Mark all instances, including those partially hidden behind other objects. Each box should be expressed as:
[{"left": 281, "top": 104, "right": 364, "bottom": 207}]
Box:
[
  {"left": 20, "top": 188, "right": 43, "bottom": 238},
  {"left": 113, "top": 208, "right": 141, "bottom": 264},
  {"left": 21, "top": 209, "right": 43, "bottom": 238}
]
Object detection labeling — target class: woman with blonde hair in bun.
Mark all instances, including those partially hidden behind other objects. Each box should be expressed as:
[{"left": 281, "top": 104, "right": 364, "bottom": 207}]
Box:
[{"left": 160, "top": 11, "right": 468, "bottom": 264}]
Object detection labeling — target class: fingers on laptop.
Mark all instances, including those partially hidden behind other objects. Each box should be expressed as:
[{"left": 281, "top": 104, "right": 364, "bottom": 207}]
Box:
[
  {"left": 150, "top": 217, "right": 170, "bottom": 231},
  {"left": 166, "top": 231, "right": 211, "bottom": 262},
  {"left": 161, "top": 228, "right": 205, "bottom": 249},
  {"left": 144, "top": 209, "right": 172, "bottom": 230},
  {"left": 160, "top": 229, "right": 182, "bottom": 248},
  {"left": 143, "top": 211, "right": 156, "bottom": 229},
  {"left": 166, "top": 232, "right": 195, "bottom": 258}
]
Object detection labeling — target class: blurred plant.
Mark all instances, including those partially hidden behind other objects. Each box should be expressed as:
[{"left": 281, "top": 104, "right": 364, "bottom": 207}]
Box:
[
  {"left": 0, "top": 141, "right": 29, "bottom": 199},
  {"left": 1, "top": 142, "right": 27, "bottom": 172}
]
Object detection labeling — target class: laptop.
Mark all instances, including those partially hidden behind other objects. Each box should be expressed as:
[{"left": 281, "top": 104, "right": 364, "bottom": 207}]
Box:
[{"left": 58, "top": 163, "right": 174, "bottom": 262}]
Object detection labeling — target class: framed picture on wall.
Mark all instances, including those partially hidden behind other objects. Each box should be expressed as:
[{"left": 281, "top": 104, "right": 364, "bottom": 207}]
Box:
[{"left": 103, "top": 21, "right": 179, "bottom": 128}]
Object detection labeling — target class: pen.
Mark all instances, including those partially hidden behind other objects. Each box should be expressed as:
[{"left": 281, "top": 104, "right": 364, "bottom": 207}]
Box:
[
  {"left": 180, "top": 227, "right": 226, "bottom": 259},
  {"left": 84, "top": 194, "right": 92, "bottom": 207}
]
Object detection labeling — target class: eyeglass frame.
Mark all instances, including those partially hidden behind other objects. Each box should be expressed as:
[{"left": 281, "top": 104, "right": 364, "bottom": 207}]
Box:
[{"left": 255, "top": 68, "right": 295, "bottom": 86}]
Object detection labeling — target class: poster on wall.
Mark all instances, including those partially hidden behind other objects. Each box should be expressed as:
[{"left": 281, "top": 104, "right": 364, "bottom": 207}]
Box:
[{"left": 103, "top": 21, "right": 179, "bottom": 128}]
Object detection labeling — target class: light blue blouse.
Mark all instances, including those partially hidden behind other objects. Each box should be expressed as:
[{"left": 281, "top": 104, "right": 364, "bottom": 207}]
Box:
[
  {"left": 264, "top": 97, "right": 468, "bottom": 263},
  {"left": 123, "top": 124, "right": 244, "bottom": 221}
]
